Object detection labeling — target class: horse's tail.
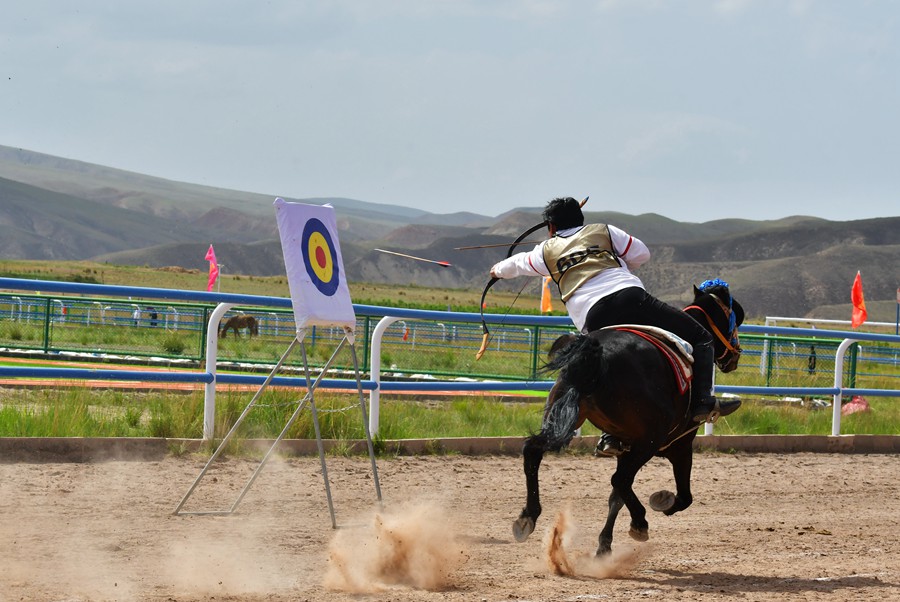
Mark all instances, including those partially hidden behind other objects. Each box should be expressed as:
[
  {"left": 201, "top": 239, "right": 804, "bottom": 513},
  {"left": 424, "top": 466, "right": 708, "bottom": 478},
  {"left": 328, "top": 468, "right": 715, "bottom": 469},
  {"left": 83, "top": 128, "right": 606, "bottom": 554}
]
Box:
[
  {"left": 531, "top": 334, "right": 605, "bottom": 452},
  {"left": 536, "top": 385, "right": 581, "bottom": 452},
  {"left": 543, "top": 334, "right": 605, "bottom": 393}
]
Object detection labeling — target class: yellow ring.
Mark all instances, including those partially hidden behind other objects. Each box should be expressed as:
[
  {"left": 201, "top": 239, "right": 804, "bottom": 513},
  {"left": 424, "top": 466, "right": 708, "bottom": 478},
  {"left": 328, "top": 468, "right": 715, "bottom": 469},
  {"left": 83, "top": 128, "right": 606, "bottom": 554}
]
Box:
[{"left": 307, "top": 232, "right": 334, "bottom": 283}]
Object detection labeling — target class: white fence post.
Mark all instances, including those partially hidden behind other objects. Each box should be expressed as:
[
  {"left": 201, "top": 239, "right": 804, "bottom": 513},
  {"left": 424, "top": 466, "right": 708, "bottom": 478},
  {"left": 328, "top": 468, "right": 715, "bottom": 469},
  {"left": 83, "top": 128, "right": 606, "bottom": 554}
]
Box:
[
  {"left": 204, "top": 303, "right": 236, "bottom": 440},
  {"left": 831, "top": 338, "right": 858, "bottom": 436},
  {"left": 369, "top": 316, "right": 402, "bottom": 437}
]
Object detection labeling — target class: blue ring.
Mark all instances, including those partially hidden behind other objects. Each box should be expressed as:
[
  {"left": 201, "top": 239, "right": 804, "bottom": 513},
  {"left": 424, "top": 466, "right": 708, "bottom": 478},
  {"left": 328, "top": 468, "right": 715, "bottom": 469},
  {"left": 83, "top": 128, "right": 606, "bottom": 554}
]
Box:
[{"left": 302, "top": 218, "right": 340, "bottom": 296}]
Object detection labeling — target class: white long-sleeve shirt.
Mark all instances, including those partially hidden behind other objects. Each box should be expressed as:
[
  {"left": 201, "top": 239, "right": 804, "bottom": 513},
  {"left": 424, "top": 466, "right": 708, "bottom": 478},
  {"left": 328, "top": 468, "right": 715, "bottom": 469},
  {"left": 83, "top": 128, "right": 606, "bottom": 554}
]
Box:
[{"left": 490, "top": 224, "right": 651, "bottom": 332}]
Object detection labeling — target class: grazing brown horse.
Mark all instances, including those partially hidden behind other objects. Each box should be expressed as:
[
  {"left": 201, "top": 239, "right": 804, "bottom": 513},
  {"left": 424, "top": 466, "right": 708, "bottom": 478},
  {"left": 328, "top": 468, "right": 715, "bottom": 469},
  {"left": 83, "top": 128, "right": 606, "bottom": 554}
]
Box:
[
  {"left": 219, "top": 315, "right": 259, "bottom": 339},
  {"left": 512, "top": 280, "right": 744, "bottom": 556}
]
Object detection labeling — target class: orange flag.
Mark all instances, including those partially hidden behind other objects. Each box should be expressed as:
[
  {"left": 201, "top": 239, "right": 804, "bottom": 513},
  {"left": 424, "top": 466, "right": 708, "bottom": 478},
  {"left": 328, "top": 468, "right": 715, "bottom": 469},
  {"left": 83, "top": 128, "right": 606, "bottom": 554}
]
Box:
[
  {"left": 851, "top": 271, "right": 867, "bottom": 328},
  {"left": 541, "top": 276, "right": 553, "bottom": 313},
  {"left": 205, "top": 244, "right": 219, "bottom": 292}
]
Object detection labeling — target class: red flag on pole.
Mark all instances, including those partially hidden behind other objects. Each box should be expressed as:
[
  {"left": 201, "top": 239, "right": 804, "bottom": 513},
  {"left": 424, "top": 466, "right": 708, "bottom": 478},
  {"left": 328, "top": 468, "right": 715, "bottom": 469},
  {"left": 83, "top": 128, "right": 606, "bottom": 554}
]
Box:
[
  {"left": 851, "top": 271, "right": 867, "bottom": 329},
  {"left": 205, "top": 244, "right": 219, "bottom": 292},
  {"left": 540, "top": 276, "right": 553, "bottom": 313}
]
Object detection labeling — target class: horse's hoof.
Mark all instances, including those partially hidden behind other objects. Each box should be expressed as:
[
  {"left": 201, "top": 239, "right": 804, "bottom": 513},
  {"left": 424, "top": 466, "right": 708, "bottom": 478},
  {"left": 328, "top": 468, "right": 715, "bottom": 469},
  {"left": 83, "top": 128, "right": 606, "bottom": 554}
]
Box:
[
  {"left": 628, "top": 526, "right": 649, "bottom": 542},
  {"left": 649, "top": 490, "right": 677, "bottom": 513},
  {"left": 512, "top": 517, "right": 535, "bottom": 542}
]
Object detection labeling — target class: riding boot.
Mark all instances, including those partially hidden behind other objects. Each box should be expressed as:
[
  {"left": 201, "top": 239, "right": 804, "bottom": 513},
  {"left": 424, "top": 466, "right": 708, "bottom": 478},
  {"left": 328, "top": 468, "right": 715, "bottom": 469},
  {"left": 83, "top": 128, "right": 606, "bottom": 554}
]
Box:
[
  {"left": 690, "top": 343, "right": 741, "bottom": 423},
  {"left": 594, "top": 432, "right": 629, "bottom": 458}
]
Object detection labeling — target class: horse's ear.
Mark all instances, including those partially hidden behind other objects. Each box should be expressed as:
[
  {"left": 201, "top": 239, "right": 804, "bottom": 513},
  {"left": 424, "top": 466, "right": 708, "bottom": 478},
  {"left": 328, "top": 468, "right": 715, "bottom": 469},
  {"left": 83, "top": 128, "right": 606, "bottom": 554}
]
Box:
[
  {"left": 692, "top": 285, "right": 702, "bottom": 299},
  {"left": 732, "top": 298, "right": 745, "bottom": 326}
]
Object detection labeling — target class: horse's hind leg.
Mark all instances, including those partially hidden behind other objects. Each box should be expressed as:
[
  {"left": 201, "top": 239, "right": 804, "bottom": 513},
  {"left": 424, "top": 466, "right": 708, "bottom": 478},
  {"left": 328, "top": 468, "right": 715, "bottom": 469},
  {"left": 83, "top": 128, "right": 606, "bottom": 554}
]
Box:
[
  {"left": 513, "top": 383, "right": 581, "bottom": 542},
  {"left": 512, "top": 434, "right": 545, "bottom": 542}
]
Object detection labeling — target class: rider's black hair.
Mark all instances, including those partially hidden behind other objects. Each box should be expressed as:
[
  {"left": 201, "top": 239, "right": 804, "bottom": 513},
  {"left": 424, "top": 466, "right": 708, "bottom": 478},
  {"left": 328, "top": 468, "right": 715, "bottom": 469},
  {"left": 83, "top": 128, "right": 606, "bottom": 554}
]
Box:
[{"left": 542, "top": 197, "right": 584, "bottom": 230}]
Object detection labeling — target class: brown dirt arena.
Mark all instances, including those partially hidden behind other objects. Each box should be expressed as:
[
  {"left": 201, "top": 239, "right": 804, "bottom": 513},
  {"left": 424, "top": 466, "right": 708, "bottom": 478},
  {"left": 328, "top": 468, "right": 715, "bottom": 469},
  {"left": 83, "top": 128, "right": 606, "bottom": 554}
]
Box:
[{"left": 2, "top": 450, "right": 899, "bottom": 601}]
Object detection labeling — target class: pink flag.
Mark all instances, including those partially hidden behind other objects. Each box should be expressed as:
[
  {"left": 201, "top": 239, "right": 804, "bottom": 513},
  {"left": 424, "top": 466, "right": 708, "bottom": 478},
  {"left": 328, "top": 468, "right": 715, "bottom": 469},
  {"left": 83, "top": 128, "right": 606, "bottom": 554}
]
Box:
[
  {"left": 205, "top": 244, "right": 219, "bottom": 292},
  {"left": 851, "top": 270, "right": 867, "bottom": 328}
]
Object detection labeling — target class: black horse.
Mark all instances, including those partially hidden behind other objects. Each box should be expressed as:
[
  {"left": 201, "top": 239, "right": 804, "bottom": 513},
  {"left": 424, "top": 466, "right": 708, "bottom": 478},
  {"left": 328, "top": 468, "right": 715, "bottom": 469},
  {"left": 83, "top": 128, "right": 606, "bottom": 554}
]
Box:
[{"left": 512, "top": 281, "right": 744, "bottom": 555}]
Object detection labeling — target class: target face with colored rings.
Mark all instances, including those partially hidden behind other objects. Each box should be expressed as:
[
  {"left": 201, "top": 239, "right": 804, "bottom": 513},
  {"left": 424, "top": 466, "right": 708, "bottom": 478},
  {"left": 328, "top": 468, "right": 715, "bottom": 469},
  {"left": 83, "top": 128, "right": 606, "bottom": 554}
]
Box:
[{"left": 302, "top": 218, "right": 340, "bottom": 296}]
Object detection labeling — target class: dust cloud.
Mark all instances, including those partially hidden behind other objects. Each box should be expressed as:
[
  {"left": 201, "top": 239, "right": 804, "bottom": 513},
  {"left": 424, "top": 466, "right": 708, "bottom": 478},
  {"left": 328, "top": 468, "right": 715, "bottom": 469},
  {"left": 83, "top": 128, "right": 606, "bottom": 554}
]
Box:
[
  {"left": 324, "top": 501, "right": 469, "bottom": 593},
  {"left": 544, "top": 506, "right": 646, "bottom": 579},
  {"left": 161, "top": 523, "right": 297, "bottom": 597}
]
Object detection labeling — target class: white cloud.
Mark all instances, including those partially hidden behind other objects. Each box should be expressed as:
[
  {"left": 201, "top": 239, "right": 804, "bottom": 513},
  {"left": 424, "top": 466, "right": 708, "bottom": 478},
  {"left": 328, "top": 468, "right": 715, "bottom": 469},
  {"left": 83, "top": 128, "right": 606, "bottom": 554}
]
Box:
[
  {"left": 713, "top": 0, "right": 754, "bottom": 16},
  {"left": 619, "top": 114, "right": 746, "bottom": 166},
  {"left": 789, "top": 0, "right": 816, "bottom": 17},
  {"left": 594, "top": 0, "right": 666, "bottom": 13},
  {"left": 2, "top": 0, "right": 898, "bottom": 222}
]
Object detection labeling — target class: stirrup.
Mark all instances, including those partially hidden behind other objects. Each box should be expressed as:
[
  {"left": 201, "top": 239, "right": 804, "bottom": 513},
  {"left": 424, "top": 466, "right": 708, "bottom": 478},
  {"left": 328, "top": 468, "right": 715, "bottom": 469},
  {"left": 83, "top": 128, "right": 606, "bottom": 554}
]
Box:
[
  {"left": 594, "top": 435, "right": 629, "bottom": 458},
  {"left": 692, "top": 396, "right": 741, "bottom": 424}
]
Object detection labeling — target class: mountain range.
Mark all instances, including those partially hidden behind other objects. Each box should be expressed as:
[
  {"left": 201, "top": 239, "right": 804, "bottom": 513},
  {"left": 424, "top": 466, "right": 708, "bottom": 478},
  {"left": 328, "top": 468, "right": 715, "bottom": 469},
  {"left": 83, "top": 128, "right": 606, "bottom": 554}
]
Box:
[{"left": 1, "top": 144, "right": 898, "bottom": 323}]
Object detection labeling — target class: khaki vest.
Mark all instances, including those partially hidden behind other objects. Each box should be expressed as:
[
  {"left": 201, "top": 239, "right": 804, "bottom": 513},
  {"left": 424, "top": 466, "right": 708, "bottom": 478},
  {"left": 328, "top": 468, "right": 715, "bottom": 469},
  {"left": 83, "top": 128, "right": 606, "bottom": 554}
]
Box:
[{"left": 542, "top": 224, "right": 621, "bottom": 302}]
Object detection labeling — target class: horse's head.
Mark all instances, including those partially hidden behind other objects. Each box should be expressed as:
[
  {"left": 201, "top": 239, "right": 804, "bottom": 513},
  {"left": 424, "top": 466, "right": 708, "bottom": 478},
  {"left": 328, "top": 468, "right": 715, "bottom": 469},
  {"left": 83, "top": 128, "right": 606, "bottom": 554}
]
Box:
[{"left": 685, "top": 279, "right": 744, "bottom": 373}]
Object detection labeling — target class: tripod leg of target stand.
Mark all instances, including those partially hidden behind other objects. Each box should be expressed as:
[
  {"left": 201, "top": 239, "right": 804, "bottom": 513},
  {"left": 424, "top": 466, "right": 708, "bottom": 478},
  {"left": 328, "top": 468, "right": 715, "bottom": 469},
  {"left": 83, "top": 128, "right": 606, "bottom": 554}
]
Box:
[
  {"left": 227, "top": 393, "right": 311, "bottom": 514},
  {"left": 223, "top": 337, "right": 348, "bottom": 521},
  {"left": 301, "top": 340, "right": 337, "bottom": 528},
  {"left": 349, "top": 342, "right": 382, "bottom": 504},
  {"left": 174, "top": 337, "right": 301, "bottom": 515}
]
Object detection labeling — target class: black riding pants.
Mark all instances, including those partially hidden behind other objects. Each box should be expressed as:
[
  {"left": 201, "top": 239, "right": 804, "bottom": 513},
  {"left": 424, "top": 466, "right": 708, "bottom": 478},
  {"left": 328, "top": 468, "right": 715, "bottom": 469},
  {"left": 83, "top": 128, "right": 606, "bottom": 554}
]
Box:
[{"left": 583, "top": 286, "right": 714, "bottom": 397}]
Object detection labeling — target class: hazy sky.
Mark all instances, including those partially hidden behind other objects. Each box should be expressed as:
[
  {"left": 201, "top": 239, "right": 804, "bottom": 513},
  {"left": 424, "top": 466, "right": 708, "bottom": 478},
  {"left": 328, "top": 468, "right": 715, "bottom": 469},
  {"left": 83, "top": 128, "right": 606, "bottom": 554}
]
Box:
[{"left": 2, "top": 1, "right": 898, "bottom": 222}]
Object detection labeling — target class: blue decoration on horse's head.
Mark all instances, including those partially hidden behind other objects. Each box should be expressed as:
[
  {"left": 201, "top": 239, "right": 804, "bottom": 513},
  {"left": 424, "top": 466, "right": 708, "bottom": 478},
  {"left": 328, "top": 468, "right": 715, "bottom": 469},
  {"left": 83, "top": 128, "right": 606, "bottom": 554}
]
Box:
[
  {"left": 699, "top": 278, "right": 736, "bottom": 334},
  {"left": 699, "top": 278, "right": 730, "bottom": 292}
]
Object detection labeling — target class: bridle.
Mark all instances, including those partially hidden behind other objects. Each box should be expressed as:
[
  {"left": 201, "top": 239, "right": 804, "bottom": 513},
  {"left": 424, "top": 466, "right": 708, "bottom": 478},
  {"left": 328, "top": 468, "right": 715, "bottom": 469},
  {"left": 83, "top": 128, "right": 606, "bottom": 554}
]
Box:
[{"left": 684, "top": 292, "right": 742, "bottom": 363}]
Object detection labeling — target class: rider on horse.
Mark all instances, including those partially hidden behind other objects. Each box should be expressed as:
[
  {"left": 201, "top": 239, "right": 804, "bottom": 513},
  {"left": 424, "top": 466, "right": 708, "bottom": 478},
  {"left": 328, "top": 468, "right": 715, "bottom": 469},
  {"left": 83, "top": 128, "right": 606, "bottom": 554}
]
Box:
[{"left": 489, "top": 197, "right": 741, "bottom": 456}]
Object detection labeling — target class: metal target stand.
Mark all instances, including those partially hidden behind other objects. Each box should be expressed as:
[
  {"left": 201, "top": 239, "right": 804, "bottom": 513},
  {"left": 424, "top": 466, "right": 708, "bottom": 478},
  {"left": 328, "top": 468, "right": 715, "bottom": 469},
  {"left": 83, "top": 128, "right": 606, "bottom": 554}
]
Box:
[
  {"left": 173, "top": 328, "right": 382, "bottom": 524},
  {"left": 174, "top": 198, "right": 381, "bottom": 524}
]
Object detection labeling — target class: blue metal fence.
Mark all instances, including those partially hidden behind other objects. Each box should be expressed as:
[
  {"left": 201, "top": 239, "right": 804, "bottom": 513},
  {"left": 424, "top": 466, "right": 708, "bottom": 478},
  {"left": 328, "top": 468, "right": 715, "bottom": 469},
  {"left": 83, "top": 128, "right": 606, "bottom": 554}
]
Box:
[{"left": 1, "top": 277, "right": 898, "bottom": 440}]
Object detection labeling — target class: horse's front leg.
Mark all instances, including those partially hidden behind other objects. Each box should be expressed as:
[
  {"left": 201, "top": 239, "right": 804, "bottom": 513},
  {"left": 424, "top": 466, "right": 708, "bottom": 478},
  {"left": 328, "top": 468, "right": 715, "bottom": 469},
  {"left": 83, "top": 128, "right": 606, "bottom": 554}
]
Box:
[
  {"left": 512, "top": 434, "right": 544, "bottom": 542},
  {"left": 597, "top": 451, "right": 652, "bottom": 556},
  {"left": 597, "top": 487, "right": 625, "bottom": 555},
  {"left": 651, "top": 436, "right": 695, "bottom": 516}
]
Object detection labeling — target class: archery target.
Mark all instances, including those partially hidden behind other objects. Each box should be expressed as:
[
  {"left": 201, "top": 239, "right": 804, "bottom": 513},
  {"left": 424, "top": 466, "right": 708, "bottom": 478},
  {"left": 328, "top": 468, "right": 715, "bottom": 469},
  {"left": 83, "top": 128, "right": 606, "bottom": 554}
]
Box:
[
  {"left": 274, "top": 198, "right": 355, "bottom": 337},
  {"left": 302, "top": 218, "right": 339, "bottom": 296}
]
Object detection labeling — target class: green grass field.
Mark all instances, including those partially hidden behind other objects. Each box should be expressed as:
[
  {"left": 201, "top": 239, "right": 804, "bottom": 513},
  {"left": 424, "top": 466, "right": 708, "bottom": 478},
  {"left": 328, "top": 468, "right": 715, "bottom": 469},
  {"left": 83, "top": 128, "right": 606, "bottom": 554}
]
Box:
[{"left": 1, "top": 386, "right": 897, "bottom": 444}]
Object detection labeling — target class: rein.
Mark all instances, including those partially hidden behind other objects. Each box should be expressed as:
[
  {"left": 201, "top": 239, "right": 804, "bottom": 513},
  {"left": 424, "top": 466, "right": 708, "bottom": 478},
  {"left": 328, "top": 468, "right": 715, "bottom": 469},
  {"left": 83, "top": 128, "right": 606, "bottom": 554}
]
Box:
[{"left": 658, "top": 423, "right": 701, "bottom": 453}]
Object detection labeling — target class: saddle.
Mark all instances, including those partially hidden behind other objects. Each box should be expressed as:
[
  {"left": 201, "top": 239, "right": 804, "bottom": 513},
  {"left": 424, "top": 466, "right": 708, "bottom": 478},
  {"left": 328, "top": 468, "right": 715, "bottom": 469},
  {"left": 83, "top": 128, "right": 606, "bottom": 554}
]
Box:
[{"left": 603, "top": 325, "right": 694, "bottom": 394}]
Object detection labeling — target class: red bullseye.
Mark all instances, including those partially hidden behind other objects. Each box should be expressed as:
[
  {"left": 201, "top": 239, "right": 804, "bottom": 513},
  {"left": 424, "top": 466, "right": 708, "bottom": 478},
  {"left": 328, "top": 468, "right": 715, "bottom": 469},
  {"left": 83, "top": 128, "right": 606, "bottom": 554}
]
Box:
[{"left": 316, "top": 247, "right": 326, "bottom": 268}]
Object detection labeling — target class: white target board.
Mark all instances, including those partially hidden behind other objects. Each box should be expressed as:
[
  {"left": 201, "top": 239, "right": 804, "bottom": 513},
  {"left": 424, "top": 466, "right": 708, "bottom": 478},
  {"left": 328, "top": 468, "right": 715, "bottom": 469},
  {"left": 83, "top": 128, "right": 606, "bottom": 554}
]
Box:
[{"left": 274, "top": 198, "right": 355, "bottom": 339}]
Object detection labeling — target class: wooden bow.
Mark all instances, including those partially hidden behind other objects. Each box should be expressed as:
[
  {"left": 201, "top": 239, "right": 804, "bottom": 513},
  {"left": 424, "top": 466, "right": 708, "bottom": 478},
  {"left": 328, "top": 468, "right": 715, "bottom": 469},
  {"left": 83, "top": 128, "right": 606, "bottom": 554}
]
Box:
[{"left": 474, "top": 220, "right": 548, "bottom": 360}]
